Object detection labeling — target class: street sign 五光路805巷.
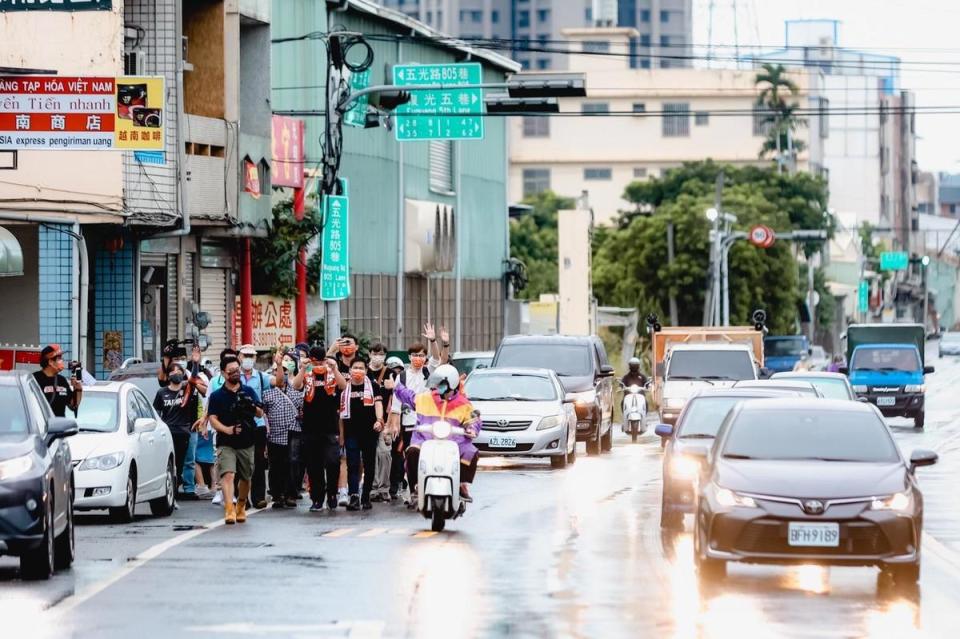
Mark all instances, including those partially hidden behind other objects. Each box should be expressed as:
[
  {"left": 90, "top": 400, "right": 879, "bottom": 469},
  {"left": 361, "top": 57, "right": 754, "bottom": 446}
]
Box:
[
  {"left": 320, "top": 193, "right": 350, "bottom": 301},
  {"left": 393, "top": 63, "right": 484, "bottom": 141}
]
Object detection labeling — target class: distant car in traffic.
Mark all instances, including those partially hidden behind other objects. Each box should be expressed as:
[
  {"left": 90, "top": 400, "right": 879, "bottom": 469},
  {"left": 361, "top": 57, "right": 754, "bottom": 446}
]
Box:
[
  {"left": 732, "top": 379, "right": 823, "bottom": 397},
  {"left": 0, "top": 371, "right": 78, "bottom": 580},
  {"left": 771, "top": 371, "right": 857, "bottom": 401},
  {"left": 656, "top": 388, "right": 804, "bottom": 529},
  {"left": 492, "top": 335, "right": 615, "bottom": 455},
  {"left": 938, "top": 332, "right": 960, "bottom": 357},
  {"left": 449, "top": 351, "right": 494, "bottom": 378},
  {"left": 467, "top": 367, "right": 577, "bottom": 469},
  {"left": 693, "top": 398, "right": 937, "bottom": 583},
  {"left": 70, "top": 382, "right": 177, "bottom": 522}
]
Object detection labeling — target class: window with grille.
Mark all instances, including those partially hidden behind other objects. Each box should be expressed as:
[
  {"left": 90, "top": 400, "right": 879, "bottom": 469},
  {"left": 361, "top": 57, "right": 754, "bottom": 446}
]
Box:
[
  {"left": 522, "top": 168, "right": 551, "bottom": 196},
  {"left": 819, "top": 97, "right": 830, "bottom": 138},
  {"left": 633, "top": 103, "right": 647, "bottom": 114},
  {"left": 584, "top": 168, "right": 612, "bottom": 180},
  {"left": 583, "top": 40, "right": 610, "bottom": 53},
  {"left": 522, "top": 116, "right": 550, "bottom": 137},
  {"left": 429, "top": 141, "right": 455, "bottom": 194},
  {"left": 581, "top": 102, "right": 609, "bottom": 114},
  {"left": 695, "top": 111, "right": 709, "bottom": 126},
  {"left": 662, "top": 103, "right": 690, "bottom": 137},
  {"left": 633, "top": 167, "right": 647, "bottom": 178},
  {"left": 753, "top": 104, "right": 775, "bottom": 136}
]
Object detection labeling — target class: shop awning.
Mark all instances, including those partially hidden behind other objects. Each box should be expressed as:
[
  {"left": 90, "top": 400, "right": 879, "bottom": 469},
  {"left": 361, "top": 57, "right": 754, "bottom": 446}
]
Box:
[{"left": 0, "top": 225, "right": 24, "bottom": 277}]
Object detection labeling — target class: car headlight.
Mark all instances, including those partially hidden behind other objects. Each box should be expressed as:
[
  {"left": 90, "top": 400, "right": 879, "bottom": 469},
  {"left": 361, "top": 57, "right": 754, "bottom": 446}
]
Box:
[
  {"left": 0, "top": 453, "right": 33, "bottom": 481},
  {"left": 537, "top": 415, "right": 564, "bottom": 431},
  {"left": 664, "top": 397, "right": 686, "bottom": 409},
  {"left": 669, "top": 454, "right": 701, "bottom": 479},
  {"left": 714, "top": 486, "right": 757, "bottom": 508},
  {"left": 432, "top": 421, "right": 452, "bottom": 440},
  {"left": 871, "top": 491, "right": 911, "bottom": 512},
  {"left": 852, "top": 385, "right": 868, "bottom": 393},
  {"left": 571, "top": 390, "right": 597, "bottom": 406},
  {"left": 904, "top": 385, "right": 925, "bottom": 393},
  {"left": 79, "top": 452, "right": 125, "bottom": 471}
]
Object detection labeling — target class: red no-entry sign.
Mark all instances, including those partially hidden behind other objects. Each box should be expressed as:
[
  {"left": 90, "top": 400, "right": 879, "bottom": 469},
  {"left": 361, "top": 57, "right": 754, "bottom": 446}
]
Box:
[{"left": 749, "top": 225, "right": 775, "bottom": 249}]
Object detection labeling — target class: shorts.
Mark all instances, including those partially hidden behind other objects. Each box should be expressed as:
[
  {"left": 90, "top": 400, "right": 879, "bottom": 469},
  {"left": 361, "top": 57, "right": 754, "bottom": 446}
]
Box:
[{"left": 216, "top": 445, "right": 255, "bottom": 481}]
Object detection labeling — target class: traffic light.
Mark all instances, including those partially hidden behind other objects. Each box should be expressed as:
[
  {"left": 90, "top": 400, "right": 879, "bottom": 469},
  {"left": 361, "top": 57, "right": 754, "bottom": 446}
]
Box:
[{"left": 369, "top": 89, "right": 411, "bottom": 111}]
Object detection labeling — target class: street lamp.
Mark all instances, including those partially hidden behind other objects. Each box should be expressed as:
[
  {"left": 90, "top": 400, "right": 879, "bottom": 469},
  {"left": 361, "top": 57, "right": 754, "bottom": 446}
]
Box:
[{"left": 705, "top": 208, "right": 719, "bottom": 222}]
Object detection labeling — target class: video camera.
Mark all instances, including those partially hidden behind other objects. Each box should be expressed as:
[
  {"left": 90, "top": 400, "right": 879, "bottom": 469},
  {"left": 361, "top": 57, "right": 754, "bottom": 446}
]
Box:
[
  {"left": 233, "top": 389, "right": 261, "bottom": 422},
  {"left": 161, "top": 338, "right": 209, "bottom": 360}
]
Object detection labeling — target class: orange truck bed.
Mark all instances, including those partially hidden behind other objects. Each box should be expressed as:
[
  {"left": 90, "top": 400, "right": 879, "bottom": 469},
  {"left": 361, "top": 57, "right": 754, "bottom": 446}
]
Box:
[{"left": 651, "top": 327, "right": 765, "bottom": 386}]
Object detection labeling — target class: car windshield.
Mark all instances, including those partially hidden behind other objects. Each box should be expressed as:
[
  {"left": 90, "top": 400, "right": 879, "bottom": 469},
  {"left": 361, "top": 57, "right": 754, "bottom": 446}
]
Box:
[
  {"left": 115, "top": 374, "right": 161, "bottom": 399},
  {"left": 451, "top": 356, "right": 493, "bottom": 377},
  {"left": 466, "top": 374, "right": 558, "bottom": 401},
  {"left": 764, "top": 337, "right": 806, "bottom": 357},
  {"left": 0, "top": 385, "right": 29, "bottom": 435},
  {"left": 676, "top": 397, "right": 744, "bottom": 438},
  {"left": 495, "top": 344, "right": 591, "bottom": 377},
  {"left": 722, "top": 409, "right": 899, "bottom": 462},
  {"left": 75, "top": 392, "right": 120, "bottom": 432},
  {"left": 942, "top": 333, "right": 960, "bottom": 343},
  {"left": 851, "top": 347, "right": 920, "bottom": 372},
  {"left": 785, "top": 377, "right": 852, "bottom": 400},
  {"left": 667, "top": 350, "right": 755, "bottom": 381}
]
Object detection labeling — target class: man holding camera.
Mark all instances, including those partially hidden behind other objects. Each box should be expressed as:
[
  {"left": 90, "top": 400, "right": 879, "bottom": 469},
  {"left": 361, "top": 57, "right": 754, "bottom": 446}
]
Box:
[
  {"left": 208, "top": 358, "right": 264, "bottom": 525},
  {"left": 33, "top": 344, "right": 82, "bottom": 417}
]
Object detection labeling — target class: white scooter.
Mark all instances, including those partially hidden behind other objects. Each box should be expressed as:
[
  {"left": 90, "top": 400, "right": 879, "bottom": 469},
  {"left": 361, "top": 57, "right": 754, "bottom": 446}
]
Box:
[
  {"left": 415, "top": 420, "right": 467, "bottom": 532},
  {"left": 620, "top": 384, "right": 648, "bottom": 442}
]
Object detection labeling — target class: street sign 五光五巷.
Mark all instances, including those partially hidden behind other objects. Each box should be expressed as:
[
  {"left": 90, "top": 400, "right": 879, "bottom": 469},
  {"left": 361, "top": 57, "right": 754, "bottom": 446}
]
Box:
[{"left": 393, "top": 63, "right": 484, "bottom": 141}]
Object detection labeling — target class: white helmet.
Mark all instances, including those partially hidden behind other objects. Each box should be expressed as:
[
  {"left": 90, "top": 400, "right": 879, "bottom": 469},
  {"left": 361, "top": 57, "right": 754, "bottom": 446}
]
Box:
[{"left": 428, "top": 363, "right": 461, "bottom": 398}]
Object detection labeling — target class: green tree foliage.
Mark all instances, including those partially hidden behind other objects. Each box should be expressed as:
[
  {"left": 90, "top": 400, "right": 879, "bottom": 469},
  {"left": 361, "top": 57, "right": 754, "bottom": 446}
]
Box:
[
  {"left": 596, "top": 161, "right": 833, "bottom": 334},
  {"left": 754, "top": 63, "right": 807, "bottom": 162},
  {"left": 509, "top": 191, "right": 576, "bottom": 300},
  {"left": 251, "top": 198, "right": 323, "bottom": 299}
]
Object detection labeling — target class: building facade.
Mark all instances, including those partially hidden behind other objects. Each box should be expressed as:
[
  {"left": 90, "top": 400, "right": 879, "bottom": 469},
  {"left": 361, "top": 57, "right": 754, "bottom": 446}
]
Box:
[
  {"left": 273, "top": 0, "right": 518, "bottom": 351},
  {"left": 509, "top": 27, "right": 809, "bottom": 225}
]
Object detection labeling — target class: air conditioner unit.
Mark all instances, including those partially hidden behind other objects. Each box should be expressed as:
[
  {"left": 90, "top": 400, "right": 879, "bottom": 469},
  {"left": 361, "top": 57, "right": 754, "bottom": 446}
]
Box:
[
  {"left": 404, "top": 199, "right": 455, "bottom": 274},
  {"left": 124, "top": 50, "right": 146, "bottom": 76}
]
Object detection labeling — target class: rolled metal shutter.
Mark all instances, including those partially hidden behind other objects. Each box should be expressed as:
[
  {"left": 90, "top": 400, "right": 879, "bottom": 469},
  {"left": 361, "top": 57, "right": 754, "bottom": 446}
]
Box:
[
  {"left": 429, "top": 141, "right": 454, "bottom": 193},
  {"left": 199, "top": 267, "right": 229, "bottom": 355},
  {"left": 166, "top": 254, "right": 179, "bottom": 339}
]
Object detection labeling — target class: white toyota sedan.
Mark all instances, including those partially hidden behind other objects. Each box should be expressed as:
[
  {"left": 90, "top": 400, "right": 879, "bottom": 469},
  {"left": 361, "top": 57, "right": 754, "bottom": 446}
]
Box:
[{"left": 69, "top": 381, "right": 176, "bottom": 522}]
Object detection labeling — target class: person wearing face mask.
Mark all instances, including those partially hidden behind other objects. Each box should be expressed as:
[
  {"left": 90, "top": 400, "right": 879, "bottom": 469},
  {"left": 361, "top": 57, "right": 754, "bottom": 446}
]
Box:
[
  {"left": 153, "top": 362, "right": 201, "bottom": 498},
  {"left": 33, "top": 344, "right": 82, "bottom": 417},
  {"left": 208, "top": 358, "right": 264, "bottom": 524},
  {"left": 328, "top": 333, "right": 361, "bottom": 374},
  {"left": 278, "top": 349, "right": 307, "bottom": 501},
  {"left": 238, "top": 344, "right": 276, "bottom": 509},
  {"left": 387, "top": 340, "right": 438, "bottom": 504},
  {"left": 366, "top": 343, "right": 394, "bottom": 502},
  {"left": 261, "top": 349, "right": 304, "bottom": 508},
  {"left": 338, "top": 358, "right": 385, "bottom": 510},
  {"left": 302, "top": 346, "right": 348, "bottom": 512}
]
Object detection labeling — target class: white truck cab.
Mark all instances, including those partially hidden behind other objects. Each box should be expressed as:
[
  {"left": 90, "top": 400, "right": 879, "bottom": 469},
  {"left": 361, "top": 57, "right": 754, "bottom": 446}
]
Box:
[{"left": 659, "top": 344, "right": 760, "bottom": 425}]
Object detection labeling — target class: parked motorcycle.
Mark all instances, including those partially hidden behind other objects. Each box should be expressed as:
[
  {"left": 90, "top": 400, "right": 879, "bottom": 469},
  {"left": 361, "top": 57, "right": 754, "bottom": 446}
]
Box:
[
  {"left": 620, "top": 383, "right": 648, "bottom": 442},
  {"left": 414, "top": 420, "right": 467, "bottom": 532}
]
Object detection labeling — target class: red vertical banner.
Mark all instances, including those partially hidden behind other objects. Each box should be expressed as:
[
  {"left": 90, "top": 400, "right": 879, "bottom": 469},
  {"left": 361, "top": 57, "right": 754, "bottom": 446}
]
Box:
[{"left": 271, "top": 116, "right": 305, "bottom": 188}]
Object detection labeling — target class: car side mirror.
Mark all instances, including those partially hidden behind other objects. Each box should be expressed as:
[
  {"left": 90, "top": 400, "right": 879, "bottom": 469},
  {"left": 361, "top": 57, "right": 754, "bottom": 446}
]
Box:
[
  {"left": 599, "top": 364, "right": 615, "bottom": 377},
  {"left": 909, "top": 448, "right": 938, "bottom": 471},
  {"left": 838, "top": 366, "right": 849, "bottom": 375},
  {"left": 46, "top": 417, "right": 78, "bottom": 444},
  {"left": 857, "top": 397, "right": 869, "bottom": 403},
  {"left": 475, "top": 364, "right": 488, "bottom": 370},
  {"left": 654, "top": 423, "right": 673, "bottom": 438},
  {"left": 134, "top": 417, "right": 158, "bottom": 434},
  {"left": 923, "top": 365, "right": 935, "bottom": 375}
]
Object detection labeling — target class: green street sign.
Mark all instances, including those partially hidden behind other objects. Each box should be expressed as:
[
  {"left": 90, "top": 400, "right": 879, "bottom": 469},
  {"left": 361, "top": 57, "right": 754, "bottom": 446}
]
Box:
[
  {"left": 879, "top": 251, "right": 909, "bottom": 271},
  {"left": 343, "top": 70, "right": 371, "bottom": 129},
  {"left": 858, "top": 280, "right": 869, "bottom": 313},
  {"left": 320, "top": 190, "right": 350, "bottom": 301},
  {"left": 393, "top": 63, "right": 484, "bottom": 141}
]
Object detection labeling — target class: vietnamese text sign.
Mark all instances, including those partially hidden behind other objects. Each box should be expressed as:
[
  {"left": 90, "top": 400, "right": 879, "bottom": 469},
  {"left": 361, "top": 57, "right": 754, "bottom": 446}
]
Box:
[
  {"left": 880, "top": 251, "right": 909, "bottom": 271},
  {"left": 320, "top": 193, "right": 350, "bottom": 300},
  {"left": 393, "top": 63, "right": 484, "bottom": 141},
  {"left": 343, "top": 70, "right": 371, "bottom": 129},
  {"left": 233, "top": 296, "right": 296, "bottom": 350},
  {"left": 271, "top": 115, "right": 304, "bottom": 188},
  {"left": 0, "top": 75, "right": 164, "bottom": 150},
  {"left": 0, "top": 0, "right": 111, "bottom": 10}
]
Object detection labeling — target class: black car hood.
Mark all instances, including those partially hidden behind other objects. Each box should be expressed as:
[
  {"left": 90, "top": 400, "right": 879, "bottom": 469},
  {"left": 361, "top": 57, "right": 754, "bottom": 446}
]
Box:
[
  {"left": 0, "top": 434, "right": 38, "bottom": 462},
  {"left": 557, "top": 374, "right": 595, "bottom": 393},
  {"left": 715, "top": 460, "right": 907, "bottom": 499}
]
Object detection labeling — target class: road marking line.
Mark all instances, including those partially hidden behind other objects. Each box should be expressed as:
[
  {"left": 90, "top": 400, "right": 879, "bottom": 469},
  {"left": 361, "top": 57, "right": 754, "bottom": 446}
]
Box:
[
  {"left": 388, "top": 528, "right": 413, "bottom": 535},
  {"left": 49, "top": 507, "right": 264, "bottom": 617},
  {"left": 412, "top": 531, "right": 438, "bottom": 539},
  {"left": 322, "top": 527, "right": 356, "bottom": 538},
  {"left": 184, "top": 621, "right": 385, "bottom": 637},
  {"left": 358, "top": 527, "right": 388, "bottom": 537}
]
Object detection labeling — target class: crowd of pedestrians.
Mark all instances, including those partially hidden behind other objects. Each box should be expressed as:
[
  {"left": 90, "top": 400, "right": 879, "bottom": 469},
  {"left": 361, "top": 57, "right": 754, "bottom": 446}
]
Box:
[{"left": 154, "top": 324, "right": 452, "bottom": 523}]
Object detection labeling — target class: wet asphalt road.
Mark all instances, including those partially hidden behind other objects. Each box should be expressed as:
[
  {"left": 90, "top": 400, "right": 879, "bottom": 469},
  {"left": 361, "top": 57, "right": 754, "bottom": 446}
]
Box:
[{"left": 4, "top": 357, "right": 960, "bottom": 638}]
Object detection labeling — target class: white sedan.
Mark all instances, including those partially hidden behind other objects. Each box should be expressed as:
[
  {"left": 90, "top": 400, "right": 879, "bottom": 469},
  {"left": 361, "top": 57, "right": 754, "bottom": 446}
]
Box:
[{"left": 69, "top": 381, "right": 176, "bottom": 522}]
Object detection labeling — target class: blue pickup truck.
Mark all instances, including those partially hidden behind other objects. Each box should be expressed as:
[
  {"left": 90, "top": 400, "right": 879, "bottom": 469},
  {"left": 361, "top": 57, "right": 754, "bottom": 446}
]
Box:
[
  {"left": 842, "top": 324, "right": 934, "bottom": 429},
  {"left": 763, "top": 335, "right": 810, "bottom": 373}
]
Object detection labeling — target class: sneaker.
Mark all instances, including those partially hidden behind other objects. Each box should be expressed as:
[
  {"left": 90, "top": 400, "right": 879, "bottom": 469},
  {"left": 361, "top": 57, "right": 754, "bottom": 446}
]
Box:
[
  {"left": 389, "top": 491, "right": 399, "bottom": 501},
  {"left": 255, "top": 500, "right": 268, "bottom": 509},
  {"left": 338, "top": 490, "right": 349, "bottom": 507},
  {"left": 370, "top": 493, "right": 385, "bottom": 503},
  {"left": 179, "top": 492, "right": 200, "bottom": 501},
  {"left": 272, "top": 500, "right": 287, "bottom": 510},
  {"left": 309, "top": 501, "right": 323, "bottom": 512},
  {"left": 284, "top": 498, "right": 298, "bottom": 508},
  {"left": 195, "top": 487, "right": 213, "bottom": 499},
  {"left": 327, "top": 496, "right": 338, "bottom": 511},
  {"left": 346, "top": 494, "right": 361, "bottom": 511},
  {"left": 361, "top": 499, "right": 373, "bottom": 510},
  {"left": 212, "top": 490, "right": 223, "bottom": 505}
]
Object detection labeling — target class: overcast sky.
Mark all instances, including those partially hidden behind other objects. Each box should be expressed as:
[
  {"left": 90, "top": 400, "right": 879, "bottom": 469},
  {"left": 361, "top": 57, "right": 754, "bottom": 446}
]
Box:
[{"left": 693, "top": 0, "right": 960, "bottom": 173}]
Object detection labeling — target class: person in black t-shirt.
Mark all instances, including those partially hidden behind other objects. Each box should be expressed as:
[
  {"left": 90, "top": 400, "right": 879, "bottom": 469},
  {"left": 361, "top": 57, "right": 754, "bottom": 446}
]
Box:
[
  {"left": 301, "top": 347, "right": 347, "bottom": 512},
  {"left": 33, "top": 344, "right": 82, "bottom": 418},
  {"left": 153, "top": 362, "right": 200, "bottom": 496},
  {"left": 339, "top": 358, "right": 384, "bottom": 511}
]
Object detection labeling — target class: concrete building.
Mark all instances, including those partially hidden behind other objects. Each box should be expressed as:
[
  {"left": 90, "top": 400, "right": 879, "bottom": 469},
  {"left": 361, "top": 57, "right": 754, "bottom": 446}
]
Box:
[
  {"left": 509, "top": 27, "right": 809, "bottom": 225},
  {"left": 377, "top": 0, "right": 693, "bottom": 71},
  {"left": 938, "top": 173, "right": 960, "bottom": 218},
  {"left": 273, "top": 0, "right": 519, "bottom": 351},
  {"left": 0, "top": 1, "right": 273, "bottom": 377}
]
